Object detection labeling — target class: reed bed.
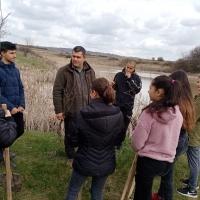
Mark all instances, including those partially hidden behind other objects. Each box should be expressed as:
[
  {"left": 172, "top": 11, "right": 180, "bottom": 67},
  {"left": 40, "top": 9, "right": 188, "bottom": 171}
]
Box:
[
  {"left": 20, "top": 65, "right": 59, "bottom": 132},
  {"left": 15, "top": 49, "right": 149, "bottom": 134},
  {"left": 19, "top": 64, "right": 148, "bottom": 135}
]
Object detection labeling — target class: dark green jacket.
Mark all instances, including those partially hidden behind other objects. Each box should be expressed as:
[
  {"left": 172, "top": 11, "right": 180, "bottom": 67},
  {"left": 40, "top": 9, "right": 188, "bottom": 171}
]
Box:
[
  {"left": 53, "top": 60, "right": 95, "bottom": 116},
  {"left": 189, "top": 95, "right": 200, "bottom": 147}
]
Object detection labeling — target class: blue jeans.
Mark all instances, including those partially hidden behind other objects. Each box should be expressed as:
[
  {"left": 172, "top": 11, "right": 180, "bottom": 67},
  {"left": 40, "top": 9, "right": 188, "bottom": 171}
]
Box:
[
  {"left": 66, "top": 170, "right": 108, "bottom": 200},
  {"left": 133, "top": 156, "right": 172, "bottom": 200},
  {"left": 187, "top": 146, "right": 200, "bottom": 191},
  {"left": 158, "top": 130, "right": 189, "bottom": 199}
]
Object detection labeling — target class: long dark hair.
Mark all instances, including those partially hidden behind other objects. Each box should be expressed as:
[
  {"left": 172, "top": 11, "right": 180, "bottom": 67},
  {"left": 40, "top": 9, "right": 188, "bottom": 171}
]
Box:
[
  {"left": 170, "top": 70, "right": 195, "bottom": 131},
  {"left": 143, "top": 75, "right": 184, "bottom": 118},
  {"left": 91, "top": 77, "right": 115, "bottom": 104}
]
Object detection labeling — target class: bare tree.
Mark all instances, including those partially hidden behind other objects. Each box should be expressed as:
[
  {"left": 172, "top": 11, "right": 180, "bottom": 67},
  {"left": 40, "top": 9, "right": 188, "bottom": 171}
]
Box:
[
  {"left": 0, "top": 0, "right": 11, "bottom": 38},
  {"left": 173, "top": 45, "right": 200, "bottom": 72},
  {"left": 19, "top": 38, "right": 33, "bottom": 57}
]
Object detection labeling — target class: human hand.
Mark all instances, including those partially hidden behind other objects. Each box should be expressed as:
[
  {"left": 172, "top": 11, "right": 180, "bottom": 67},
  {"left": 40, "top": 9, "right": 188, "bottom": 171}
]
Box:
[
  {"left": 18, "top": 106, "right": 25, "bottom": 113},
  {"left": 11, "top": 107, "right": 19, "bottom": 115},
  {"left": 110, "top": 81, "right": 115, "bottom": 87},
  {"left": 5, "top": 110, "right": 11, "bottom": 117},
  {"left": 56, "top": 113, "right": 64, "bottom": 121},
  {"left": 125, "top": 72, "right": 131, "bottom": 78}
]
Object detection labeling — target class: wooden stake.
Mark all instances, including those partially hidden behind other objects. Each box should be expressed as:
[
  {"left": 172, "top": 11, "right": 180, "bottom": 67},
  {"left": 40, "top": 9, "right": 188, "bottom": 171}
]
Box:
[
  {"left": 120, "top": 154, "right": 138, "bottom": 200},
  {"left": 2, "top": 104, "right": 12, "bottom": 200}
]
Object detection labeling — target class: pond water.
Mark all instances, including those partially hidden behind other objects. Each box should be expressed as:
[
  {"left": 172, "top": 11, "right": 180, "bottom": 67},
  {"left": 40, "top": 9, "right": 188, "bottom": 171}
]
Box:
[
  {"left": 137, "top": 72, "right": 198, "bottom": 100},
  {"left": 96, "top": 69, "right": 198, "bottom": 114}
]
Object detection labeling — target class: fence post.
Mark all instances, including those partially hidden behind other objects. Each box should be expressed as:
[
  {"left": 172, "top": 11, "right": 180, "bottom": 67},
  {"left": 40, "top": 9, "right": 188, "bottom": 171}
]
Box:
[{"left": 120, "top": 154, "right": 138, "bottom": 200}]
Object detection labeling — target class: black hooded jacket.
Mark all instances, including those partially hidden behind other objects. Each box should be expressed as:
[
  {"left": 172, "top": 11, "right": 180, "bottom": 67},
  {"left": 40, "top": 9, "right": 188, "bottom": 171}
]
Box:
[
  {"left": 67, "top": 98, "right": 125, "bottom": 177},
  {"left": 113, "top": 68, "right": 142, "bottom": 109},
  {"left": 0, "top": 108, "right": 17, "bottom": 148}
]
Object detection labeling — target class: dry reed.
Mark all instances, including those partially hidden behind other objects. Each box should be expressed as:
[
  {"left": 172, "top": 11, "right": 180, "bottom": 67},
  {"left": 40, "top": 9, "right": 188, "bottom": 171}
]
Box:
[{"left": 18, "top": 50, "right": 149, "bottom": 134}]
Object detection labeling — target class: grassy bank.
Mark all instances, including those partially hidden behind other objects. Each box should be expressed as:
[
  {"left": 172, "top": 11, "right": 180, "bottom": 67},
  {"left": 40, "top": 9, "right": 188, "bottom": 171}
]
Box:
[
  {"left": 0, "top": 131, "right": 133, "bottom": 200},
  {"left": 3, "top": 48, "right": 197, "bottom": 200},
  {"left": 0, "top": 131, "right": 199, "bottom": 200}
]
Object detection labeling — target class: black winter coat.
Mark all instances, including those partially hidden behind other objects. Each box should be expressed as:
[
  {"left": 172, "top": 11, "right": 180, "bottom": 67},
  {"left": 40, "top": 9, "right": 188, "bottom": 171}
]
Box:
[
  {"left": 0, "top": 108, "right": 17, "bottom": 148},
  {"left": 113, "top": 68, "right": 142, "bottom": 109},
  {"left": 67, "top": 98, "right": 125, "bottom": 177}
]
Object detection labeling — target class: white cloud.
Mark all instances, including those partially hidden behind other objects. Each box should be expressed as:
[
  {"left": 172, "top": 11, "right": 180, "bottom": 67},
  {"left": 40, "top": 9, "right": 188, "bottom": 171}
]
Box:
[{"left": 1, "top": 0, "right": 200, "bottom": 61}]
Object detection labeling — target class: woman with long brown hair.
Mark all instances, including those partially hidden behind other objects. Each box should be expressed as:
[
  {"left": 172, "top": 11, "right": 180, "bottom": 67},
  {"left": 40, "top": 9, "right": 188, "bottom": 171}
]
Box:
[
  {"left": 153, "top": 70, "right": 195, "bottom": 200},
  {"left": 132, "top": 75, "right": 184, "bottom": 200}
]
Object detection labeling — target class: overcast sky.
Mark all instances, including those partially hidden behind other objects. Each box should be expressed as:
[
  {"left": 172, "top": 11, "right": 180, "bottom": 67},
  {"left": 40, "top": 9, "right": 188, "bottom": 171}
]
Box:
[{"left": 1, "top": 0, "right": 200, "bottom": 61}]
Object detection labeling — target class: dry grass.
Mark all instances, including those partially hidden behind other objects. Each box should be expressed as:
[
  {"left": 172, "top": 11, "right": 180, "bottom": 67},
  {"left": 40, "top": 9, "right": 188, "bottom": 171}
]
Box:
[{"left": 15, "top": 47, "right": 173, "bottom": 132}]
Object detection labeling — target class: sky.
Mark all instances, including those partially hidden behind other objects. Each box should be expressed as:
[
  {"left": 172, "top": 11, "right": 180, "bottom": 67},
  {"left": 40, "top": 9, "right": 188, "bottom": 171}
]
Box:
[{"left": 1, "top": 0, "right": 200, "bottom": 61}]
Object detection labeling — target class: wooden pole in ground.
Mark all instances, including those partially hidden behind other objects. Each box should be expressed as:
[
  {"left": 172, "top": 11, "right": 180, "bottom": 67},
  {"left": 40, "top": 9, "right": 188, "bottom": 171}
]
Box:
[
  {"left": 120, "top": 154, "right": 138, "bottom": 200},
  {"left": 2, "top": 104, "right": 12, "bottom": 200}
]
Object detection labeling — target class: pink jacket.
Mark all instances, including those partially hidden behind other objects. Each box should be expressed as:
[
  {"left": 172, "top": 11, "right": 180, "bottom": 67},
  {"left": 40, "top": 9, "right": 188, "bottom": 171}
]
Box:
[{"left": 131, "top": 105, "right": 183, "bottom": 163}]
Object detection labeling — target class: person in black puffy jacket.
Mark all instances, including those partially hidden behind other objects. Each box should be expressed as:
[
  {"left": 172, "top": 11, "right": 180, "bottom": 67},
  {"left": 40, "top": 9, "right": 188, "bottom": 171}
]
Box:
[
  {"left": 0, "top": 107, "right": 17, "bottom": 152},
  {"left": 65, "top": 77, "right": 125, "bottom": 200}
]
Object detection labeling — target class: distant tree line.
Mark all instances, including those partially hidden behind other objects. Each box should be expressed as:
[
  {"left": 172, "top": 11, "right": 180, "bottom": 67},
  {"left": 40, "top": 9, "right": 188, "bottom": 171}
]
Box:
[{"left": 173, "top": 46, "right": 200, "bottom": 72}]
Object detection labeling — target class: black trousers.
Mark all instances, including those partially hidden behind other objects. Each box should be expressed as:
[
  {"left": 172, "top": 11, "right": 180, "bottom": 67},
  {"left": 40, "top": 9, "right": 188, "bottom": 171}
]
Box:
[
  {"left": 64, "top": 116, "right": 75, "bottom": 159},
  {"left": 134, "top": 156, "right": 172, "bottom": 200},
  {"left": 120, "top": 109, "right": 133, "bottom": 133},
  {"left": 12, "top": 112, "right": 25, "bottom": 138},
  {"left": 0, "top": 112, "right": 24, "bottom": 161}
]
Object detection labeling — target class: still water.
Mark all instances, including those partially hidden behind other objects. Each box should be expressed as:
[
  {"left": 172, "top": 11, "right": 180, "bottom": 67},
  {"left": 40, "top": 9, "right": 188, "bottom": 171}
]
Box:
[
  {"left": 138, "top": 72, "right": 198, "bottom": 100},
  {"left": 97, "top": 69, "right": 198, "bottom": 112}
]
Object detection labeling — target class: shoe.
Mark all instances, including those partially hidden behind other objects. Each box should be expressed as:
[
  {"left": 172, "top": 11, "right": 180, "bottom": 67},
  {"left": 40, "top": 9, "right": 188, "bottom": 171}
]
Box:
[
  {"left": 0, "top": 161, "right": 16, "bottom": 168},
  {"left": 10, "top": 161, "right": 17, "bottom": 168},
  {"left": 180, "top": 178, "right": 199, "bottom": 190},
  {"left": 9, "top": 152, "right": 16, "bottom": 158},
  {"left": 152, "top": 193, "right": 164, "bottom": 200},
  {"left": 177, "top": 186, "right": 198, "bottom": 198}
]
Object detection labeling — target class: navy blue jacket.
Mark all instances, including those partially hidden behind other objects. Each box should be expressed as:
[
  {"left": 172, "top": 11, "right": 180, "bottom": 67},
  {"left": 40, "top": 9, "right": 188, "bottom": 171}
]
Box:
[
  {"left": 113, "top": 68, "right": 142, "bottom": 109},
  {"left": 0, "top": 61, "right": 25, "bottom": 111},
  {"left": 0, "top": 108, "right": 17, "bottom": 148},
  {"left": 67, "top": 98, "right": 125, "bottom": 177}
]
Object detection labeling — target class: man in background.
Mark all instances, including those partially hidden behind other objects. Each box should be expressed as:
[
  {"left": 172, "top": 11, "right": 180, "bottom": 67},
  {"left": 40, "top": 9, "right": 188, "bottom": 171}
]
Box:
[
  {"left": 53, "top": 46, "right": 95, "bottom": 163},
  {"left": 111, "top": 59, "right": 142, "bottom": 140},
  {"left": 0, "top": 41, "right": 25, "bottom": 167}
]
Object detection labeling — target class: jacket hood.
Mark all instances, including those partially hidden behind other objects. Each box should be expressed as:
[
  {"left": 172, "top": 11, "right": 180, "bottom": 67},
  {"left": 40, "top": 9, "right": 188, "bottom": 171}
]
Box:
[
  {"left": 80, "top": 98, "right": 122, "bottom": 134},
  {"left": 152, "top": 105, "right": 180, "bottom": 124}
]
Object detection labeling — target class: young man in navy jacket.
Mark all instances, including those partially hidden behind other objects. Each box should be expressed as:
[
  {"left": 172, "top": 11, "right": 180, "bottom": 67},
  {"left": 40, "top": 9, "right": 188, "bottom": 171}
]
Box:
[{"left": 0, "top": 41, "right": 25, "bottom": 167}]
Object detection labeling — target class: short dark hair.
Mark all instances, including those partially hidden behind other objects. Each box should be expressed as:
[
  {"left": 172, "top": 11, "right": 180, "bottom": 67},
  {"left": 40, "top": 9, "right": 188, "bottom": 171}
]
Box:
[
  {"left": 72, "top": 46, "right": 86, "bottom": 56},
  {"left": 0, "top": 41, "right": 17, "bottom": 53},
  {"left": 127, "top": 59, "right": 137, "bottom": 66}
]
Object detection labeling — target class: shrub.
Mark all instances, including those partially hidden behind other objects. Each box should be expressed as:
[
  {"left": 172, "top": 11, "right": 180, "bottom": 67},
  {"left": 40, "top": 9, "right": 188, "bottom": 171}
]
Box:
[
  {"left": 18, "top": 46, "right": 33, "bottom": 57},
  {"left": 172, "top": 45, "right": 200, "bottom": 72},
  {"left": 108, "top": 57, "right": 119, "bottom": 61},
  {"left": 157, "top": 57, "right": 164, "bottom": 61}
]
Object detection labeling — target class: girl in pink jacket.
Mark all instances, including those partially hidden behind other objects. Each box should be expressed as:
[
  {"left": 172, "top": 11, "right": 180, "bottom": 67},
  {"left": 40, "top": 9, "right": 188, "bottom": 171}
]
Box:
[{"left": 131, "top": 75, "right": 184, "bottom": 200}]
